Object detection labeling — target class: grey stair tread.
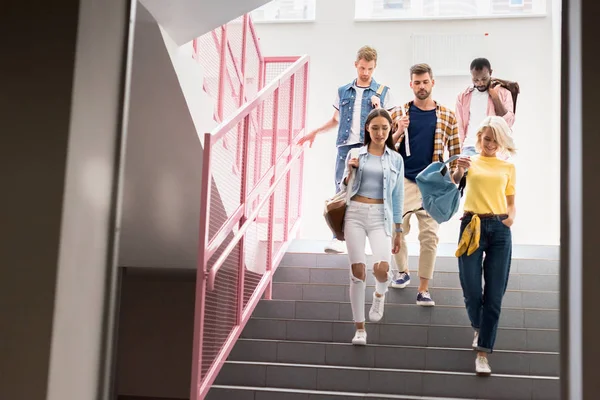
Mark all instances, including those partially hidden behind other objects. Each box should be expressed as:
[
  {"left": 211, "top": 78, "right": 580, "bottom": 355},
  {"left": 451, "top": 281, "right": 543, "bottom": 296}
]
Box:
[
  {"left": 212, "top": 255, "right": 561, "bottom": 399},
  {"left": 273, "top": 267, "right": 559, "bottom": 292},
  {"left": 252, "top": 299, "right": 559, "bottom": 329},
  {"left": 281, "top": 253, "right": 560, "bottom": 275},
  {"left": 241, "top": 317, "right": 560, "bottom": 352},
  {"left": 230, "top": 338, "right": 560, "bottom": 377},
  {"left": 214, "top": 361, "right": 559, "bottom": 400},
  {"left": 272, "top": 282, "right": 559, "bottom": 309},
  {"left": 285, "top": 240, "right": 559, "bottom": 261},
  {"left": 208, "top": 385, "right": 475, "bottom": 399}
]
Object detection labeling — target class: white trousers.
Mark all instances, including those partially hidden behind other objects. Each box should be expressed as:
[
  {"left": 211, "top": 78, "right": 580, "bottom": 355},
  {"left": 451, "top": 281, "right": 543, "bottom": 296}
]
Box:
[{"left": 344, "top": 201, "right": 392, "bottom": 323}]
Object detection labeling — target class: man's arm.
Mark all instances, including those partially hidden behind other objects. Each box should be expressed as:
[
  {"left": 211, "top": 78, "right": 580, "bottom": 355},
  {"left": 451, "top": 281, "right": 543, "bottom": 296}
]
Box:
[
  {"left": 455, "top": 93, "right": 466, "bottom": 145},
  {"left": 447, "top": 113, "right": 461, "bottom": 172},
  {"left": 390, "top": 105, "right": 409, "bottom": 145},
  {"left": 297, "top": 109, "right": 340, "bottom": 147},
  {"left": 489, "top": 85, "right": 515, "bottom": 127}
]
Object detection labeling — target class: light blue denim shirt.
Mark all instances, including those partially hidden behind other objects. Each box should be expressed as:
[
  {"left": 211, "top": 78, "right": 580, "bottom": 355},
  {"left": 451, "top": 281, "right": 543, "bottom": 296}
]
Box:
[{"left": 340, "top": 145, "right": 405, "bottom": 236}]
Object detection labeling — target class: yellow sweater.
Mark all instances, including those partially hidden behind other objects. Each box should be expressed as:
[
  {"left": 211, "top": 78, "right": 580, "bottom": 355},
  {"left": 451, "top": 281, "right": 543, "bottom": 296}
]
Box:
[{"left": 463, "top": 155, "right": 516, "bottom": 215}]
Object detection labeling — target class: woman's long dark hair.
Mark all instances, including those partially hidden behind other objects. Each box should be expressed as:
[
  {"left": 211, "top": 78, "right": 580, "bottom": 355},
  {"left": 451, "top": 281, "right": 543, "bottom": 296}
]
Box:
[{"left": 364, "top": 108, "right": 396, "bottom": 151}]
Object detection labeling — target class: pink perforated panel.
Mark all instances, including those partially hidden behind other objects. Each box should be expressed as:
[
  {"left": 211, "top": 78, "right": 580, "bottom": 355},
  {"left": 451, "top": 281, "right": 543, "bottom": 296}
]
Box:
[{"left": 190, "top": 16, "right": 309, "bottom": 400}]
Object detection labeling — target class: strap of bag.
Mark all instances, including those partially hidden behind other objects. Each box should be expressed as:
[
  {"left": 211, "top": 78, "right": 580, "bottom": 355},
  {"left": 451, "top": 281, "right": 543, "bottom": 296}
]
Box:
[
  {"left": 458, "top": 172, "right": 467, "bottom": 197},
  {"left": 345, "top": 169, "right": 355, "bottom": 203},
  {"left": 443, "top": 154, "right": 461, "bottom": 166},
  {"left": 376, "top": 84, "right": 387, "bottom": 97},
  {"left": 439, "top": 154, "right": 462, "bottom": 176},
  {"left": 344, "top": 147, "right": 360, "bottom": 203}
]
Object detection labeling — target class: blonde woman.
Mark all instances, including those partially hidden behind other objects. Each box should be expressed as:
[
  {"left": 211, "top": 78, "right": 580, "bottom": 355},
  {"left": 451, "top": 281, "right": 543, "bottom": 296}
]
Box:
[{"left": 452, "top": 116, "right": 517, "bottom": 376}]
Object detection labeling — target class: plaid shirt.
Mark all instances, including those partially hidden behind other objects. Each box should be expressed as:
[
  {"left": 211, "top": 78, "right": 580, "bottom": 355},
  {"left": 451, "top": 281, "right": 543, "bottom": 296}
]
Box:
[{"left": 390, "top": 101, "right": 461, "bottom": 171}]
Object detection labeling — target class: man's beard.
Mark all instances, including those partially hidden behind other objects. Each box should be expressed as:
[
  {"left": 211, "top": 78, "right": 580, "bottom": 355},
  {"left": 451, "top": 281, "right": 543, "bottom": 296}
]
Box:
[
  {"left": 476, "top": 83, "right": 490, "bottom": 92},
  {"left": 416, "top": 89, "right": 430, "bottom": 100}
]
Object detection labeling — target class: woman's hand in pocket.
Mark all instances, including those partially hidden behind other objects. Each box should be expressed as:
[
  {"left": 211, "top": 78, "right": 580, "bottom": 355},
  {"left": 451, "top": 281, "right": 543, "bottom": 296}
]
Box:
[
  {"left": 392, "top": 233, "right": 402, "bottom": 254},
  {"left": 502, "top": 217, "right": 514, "bottom": 228}
]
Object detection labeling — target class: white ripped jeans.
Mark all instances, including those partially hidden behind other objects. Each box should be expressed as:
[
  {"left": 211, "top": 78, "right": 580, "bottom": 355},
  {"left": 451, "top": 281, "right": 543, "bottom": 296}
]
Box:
[{"left": 344, "top": 201, "right": 392, "bottom": 323}]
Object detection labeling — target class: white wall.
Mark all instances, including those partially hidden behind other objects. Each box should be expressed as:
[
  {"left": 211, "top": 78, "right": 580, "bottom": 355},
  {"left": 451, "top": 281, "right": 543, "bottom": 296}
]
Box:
[{"left": 255, "top": 0, "right": 560, "bottom": 245}]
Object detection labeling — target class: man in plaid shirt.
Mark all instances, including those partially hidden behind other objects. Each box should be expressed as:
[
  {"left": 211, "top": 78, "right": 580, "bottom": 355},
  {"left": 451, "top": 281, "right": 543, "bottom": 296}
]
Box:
[{"left": 388, "top": 63, "right": 461, "bottom": 306}]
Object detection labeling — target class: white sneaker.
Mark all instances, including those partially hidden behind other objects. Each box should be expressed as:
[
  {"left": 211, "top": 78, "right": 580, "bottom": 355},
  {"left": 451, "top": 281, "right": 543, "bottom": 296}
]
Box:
[
  {"left": 352, "top": 329, "right": 367, "bottom": 346},
  {"left": 472, "top": 331, "right": 479, "bottom": 349},
  {"left": 369, "top": 292, "right": 385, "bottom": 322},
  {"left": 475, "top": 356, "right": 492, "bottom": 376},
  {"left": 324, "top": 238, "right": 346, "bottom": 254}
]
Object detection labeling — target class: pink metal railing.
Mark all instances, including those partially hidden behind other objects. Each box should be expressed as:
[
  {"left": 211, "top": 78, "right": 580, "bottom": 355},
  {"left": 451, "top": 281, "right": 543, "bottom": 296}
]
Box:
[
  {"left": 193, "top": 15, "right": 302, "bottom": 178},
  {"left": 190, "top": 55, "right": 309, "bottom": 400},
  {"left": 193, "top": 15, "right": 264, "bottom": 123},
  {"left": 193, "top": 16, "right": 301, "bottom": 124}
]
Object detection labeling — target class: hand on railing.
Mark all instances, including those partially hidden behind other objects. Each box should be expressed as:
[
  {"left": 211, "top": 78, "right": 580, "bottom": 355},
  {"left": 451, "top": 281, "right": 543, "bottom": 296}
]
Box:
[
  {"left": 297, "top": 129, "right": 318, "bottom": 147},
  {"left": 297, "top": 110, "right": 339, "bottom": 148}
]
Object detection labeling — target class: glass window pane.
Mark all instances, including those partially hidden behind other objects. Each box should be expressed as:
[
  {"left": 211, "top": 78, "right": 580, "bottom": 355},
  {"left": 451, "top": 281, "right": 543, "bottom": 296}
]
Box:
[
  {"left": 355, "top": 0, "right": 546, "bottom": 19},
  {"left": 252, "top": 0, "right": 316, "bottom": 22}
]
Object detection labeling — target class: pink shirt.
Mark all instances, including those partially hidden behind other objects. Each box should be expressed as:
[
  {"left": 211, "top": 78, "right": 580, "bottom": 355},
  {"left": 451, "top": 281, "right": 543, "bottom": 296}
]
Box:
[{"left": 455, "top": 85, "right": 515, "bottom": 145}]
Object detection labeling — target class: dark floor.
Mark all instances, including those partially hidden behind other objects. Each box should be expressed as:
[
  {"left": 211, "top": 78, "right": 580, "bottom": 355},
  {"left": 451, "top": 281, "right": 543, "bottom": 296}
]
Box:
[{"left": 118, "top": 396, "right": 188, "bottom": 400}]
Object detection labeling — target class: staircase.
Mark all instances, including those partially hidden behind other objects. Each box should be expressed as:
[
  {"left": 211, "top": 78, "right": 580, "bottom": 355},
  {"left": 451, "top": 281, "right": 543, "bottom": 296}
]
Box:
[{"left": 207, "top": 245, "right": 560, "bottom": 399}]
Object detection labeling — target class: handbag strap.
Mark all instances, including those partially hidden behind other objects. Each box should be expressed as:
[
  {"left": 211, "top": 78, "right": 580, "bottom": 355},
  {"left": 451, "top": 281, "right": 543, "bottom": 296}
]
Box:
[{"left": 345, "top": 169, "right": 355, "bottom": 203}]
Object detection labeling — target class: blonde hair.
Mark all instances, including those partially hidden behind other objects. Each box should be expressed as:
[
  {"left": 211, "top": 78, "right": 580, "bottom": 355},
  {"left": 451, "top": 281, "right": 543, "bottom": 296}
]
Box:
[
  {"left": 475, "top": 116, "right": 517, "bottom": 156},
  {"left": 356, "top": 46, "right": 378, "bottom": 64}
]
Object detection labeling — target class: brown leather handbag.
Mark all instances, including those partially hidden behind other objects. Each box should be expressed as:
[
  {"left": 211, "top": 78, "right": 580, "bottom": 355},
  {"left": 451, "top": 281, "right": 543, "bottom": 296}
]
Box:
[
  {"left": 323, "top": 164, "right": 357, "bottom": 241},
  {"left": 323, "top": 173, "right": 353, "bottom": 241}
]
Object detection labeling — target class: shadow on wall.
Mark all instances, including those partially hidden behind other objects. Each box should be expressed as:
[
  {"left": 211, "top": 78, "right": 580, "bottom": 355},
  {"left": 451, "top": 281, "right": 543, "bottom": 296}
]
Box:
[{"left": 116, "top": 268, "right": 195, "bottom": 399}]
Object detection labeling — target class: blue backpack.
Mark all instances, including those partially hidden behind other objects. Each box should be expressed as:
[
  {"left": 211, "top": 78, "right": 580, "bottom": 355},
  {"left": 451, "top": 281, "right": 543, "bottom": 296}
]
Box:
[{"left": 414, "top": 155, "right": 465, "bottom": 224}]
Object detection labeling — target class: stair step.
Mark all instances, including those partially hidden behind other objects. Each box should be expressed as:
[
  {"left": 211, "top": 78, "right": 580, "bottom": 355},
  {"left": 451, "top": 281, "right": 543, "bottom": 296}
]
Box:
[
  {"left": 253, "top": 299, "right": 559, "bottom": 330},
  {"left": 272, "top": 282, "right": 559, "bottom": 309},
  {"left": 208, "top": 385, "right": 474, "bottom": 399},
  {"left": 241, "top": 318, "right": 559, "bottom": 352},
  {"left": 230, "top": 339, "right": 559, "bottom": 377},
  {"left": 281, "top": 253, "right": 560, "bottom": 275},
  {"left": 213, "top": 361, "right": 559, "bottom": 400},
  {"left": 274, "top": 267, "right": 559, "bottom": 292}
]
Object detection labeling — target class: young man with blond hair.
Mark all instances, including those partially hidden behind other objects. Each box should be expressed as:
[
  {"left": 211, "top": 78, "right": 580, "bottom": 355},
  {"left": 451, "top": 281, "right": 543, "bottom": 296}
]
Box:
[
  {"left": 299, "top": 45, "right": 398, "bottom": 254},
  {"left": 389, "top": 63, "right": 461, "bottom": 306}
]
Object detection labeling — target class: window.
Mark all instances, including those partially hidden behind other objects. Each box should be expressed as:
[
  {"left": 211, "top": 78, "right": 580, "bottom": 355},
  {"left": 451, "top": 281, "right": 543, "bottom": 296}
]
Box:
[
  {"left": 383, "top": 0, "right": 405, "bottom": 9},
  {"left": 251, "top": 0, "right": 316, "bottom": 23},
  {"left": 354, "top": 0, "right": 546, "bottom": 20}
]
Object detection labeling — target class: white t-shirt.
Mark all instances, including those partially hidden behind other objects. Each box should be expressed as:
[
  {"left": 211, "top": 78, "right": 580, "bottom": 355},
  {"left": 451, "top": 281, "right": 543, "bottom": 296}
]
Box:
[
  {"left": 333, "top": 84, "right": 396, "bottom": 146},
  {"left": 464, "top": 89, "right": 489, "bottom": 149}
]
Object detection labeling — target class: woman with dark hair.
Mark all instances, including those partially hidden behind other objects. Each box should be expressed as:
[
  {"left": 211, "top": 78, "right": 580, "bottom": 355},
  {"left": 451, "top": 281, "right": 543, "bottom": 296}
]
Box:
[{"left": 339, "top": 108, "right": 405, "bottom": 345}]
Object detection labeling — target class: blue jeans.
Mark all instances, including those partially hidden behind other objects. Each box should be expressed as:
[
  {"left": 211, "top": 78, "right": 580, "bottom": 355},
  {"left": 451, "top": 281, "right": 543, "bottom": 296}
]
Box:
[
  {"left": 334, "top": 143, "right": 363, "bottom": 192},
  {"left": 458, "top": 214, "right": 512, "bottom": 353}
]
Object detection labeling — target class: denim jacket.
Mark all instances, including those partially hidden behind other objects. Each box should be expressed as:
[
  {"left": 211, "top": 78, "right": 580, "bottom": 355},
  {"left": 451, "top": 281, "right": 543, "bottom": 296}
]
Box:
[
  {"left": 336, "top": 78, "right": 389, "bottom": 146},
  {"left": 340, "top": 145, "right": 405, "bottom": 236}
]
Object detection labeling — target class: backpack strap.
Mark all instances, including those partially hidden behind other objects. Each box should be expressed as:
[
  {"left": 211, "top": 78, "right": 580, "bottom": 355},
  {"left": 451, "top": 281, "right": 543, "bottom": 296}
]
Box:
[
  {"left": 442, "top": 155, "right": 461, "bottom": 165},
  {"left": 458, "top": 172, "right": 467, "bottom": 197},
  {"left": 375, "top": 84, "right": 387, "bottom": 97},
  {"left": 439, "top": 154, "right": 461, "bottom": 176}
]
